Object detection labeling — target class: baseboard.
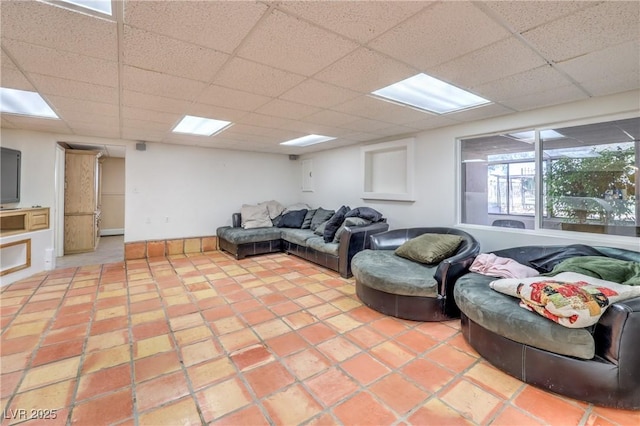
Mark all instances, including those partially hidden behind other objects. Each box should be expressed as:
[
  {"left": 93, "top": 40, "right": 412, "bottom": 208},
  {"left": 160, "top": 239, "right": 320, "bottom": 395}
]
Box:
[
  {"left": 124, "top": 236, "right": 218, "bottom": 260},
  {"left": 101, "top": 228, "right": 124, "bottom": 236}
]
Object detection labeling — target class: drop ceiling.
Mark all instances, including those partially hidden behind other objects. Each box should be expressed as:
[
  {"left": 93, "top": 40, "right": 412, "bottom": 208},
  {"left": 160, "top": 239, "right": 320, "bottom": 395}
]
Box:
[{"left": 1, "top": 1, "right": 638, "bottom": 155}]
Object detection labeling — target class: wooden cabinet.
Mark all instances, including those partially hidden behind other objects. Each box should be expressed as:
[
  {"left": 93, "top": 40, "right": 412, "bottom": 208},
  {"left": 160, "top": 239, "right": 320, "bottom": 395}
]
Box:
[
  {"left": 0, "top": 207, "right": 50, "bottom": 237},
  {"left": 64, "top": 149, "right": 101, "bottom": 254}
]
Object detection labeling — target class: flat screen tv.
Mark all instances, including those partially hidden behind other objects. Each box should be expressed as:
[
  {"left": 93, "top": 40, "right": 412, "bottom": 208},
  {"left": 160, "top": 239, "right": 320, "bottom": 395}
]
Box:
[{"left": 1, "top": 147, "right": 21, "bottom": 204}]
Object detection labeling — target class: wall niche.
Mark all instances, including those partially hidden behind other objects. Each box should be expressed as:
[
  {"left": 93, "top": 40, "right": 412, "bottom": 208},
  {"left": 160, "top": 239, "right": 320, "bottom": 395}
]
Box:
[{"left": 361, "top": 138, "right": 415, "bottom": 202}]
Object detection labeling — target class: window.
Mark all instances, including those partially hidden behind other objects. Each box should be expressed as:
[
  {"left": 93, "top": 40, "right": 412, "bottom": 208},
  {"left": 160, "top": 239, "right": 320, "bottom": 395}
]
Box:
[{"left": 461, "top": 117, "right": 639, "bottom": 237}]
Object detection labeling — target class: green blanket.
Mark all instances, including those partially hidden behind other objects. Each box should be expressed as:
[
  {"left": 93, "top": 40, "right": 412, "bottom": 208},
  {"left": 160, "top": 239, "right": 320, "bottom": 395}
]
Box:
[{"left": 545, "top": 256, "right": 640, "bottom": 286}]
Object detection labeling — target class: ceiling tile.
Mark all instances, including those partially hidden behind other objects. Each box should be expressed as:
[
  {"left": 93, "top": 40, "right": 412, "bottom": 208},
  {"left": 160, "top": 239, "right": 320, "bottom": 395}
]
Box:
[
  {"left": 314, "top": 48, "right": 417, "bottom": 93},
  {"left": 303, "top": 110, "right": 360, "bottom": 127},
  {"left": 121, "top": 126, "right": 167, "bottom": 142},
  {"left": 122, "top": 90, "right": 190, "bottom": 114},
  {"left": 369, "top": 2, "right": 510, "bottom": 69},
  {"left": 1, "top": 117, "right": 17, "bottom": 128},
  {"left": 185, "top": 103, "right": 248, "bottom": 123},
  {"left": 254, "top": 99, "right": 321, "bottom": 120},
  {"left": 3, "top": 40, "right": 118, "bottom": 87},
  {"left": 369, "top": 125, "right": 418, "bottom": 138},
  {"left": 3, "top": 115, "right": 72, "bottom": 133},
  {"left": 237, "top": 9, "right": 358, "bottom": 76},
  {"left": 47, "top": 95, "right": 119, "bottom": 118},
  {"left": 122, "top": 66, "right": 207, "bottom": 101},
  {"left": 500, "top": 84, "right": 588, "bottom": 111},
  {"left": 122, "top": 106, "right": 181, "bottom": 125},
  {"left": 446, "top": 103, "right": 515, "bottom": 122},
  {"left": 68, "top": 124, "right": 120, "bottom": 139},
  {"left": 480, "top": 1, "right": 592, "bottom": 33},
  {"left": 30, "top": 74, "right": 118, "bottom": 104},
  {"left": 197, "top": 85, "right": 271, "bottom": 112},
  {"left": 0, "top": 0, "right": 117, "bottom": 60},
  {"left": 280, "top": 121, "right": 352, "bottom": 138},
  {"left": 522, "top": 2, "right": 640, "bottom": 62},
  {"left": 332, "top": 96, "right": 432, "bottom": 124},
  {"left": 277, "top": 1, "right": 429, "bottom": 43},
  {"left": 123, "top": 26, "right": 229, "bottom": 83},
  {"left": 555, "top": 41, "right": 640, "bottom": 86},
  {"left": 0, "top": 67, "right": 34, "bottom": 91},
  {"left": 403, "top": 115, "right": 460, "bottom": 131},
  {"left": 122, "top": 118, "right": 172, "bottom": 133},
  {"left": 213, "top": 58, "right": 306, "bottom": 97},
  {"left": 280, "top": 79, "right": 361, "bottom": 109},
  {"left": 428, "top": 36, "right": 547, "bottom": 89},
  {"left": 124, "top": 1, "right": 268, "bottom": 54},
  {"left": 472, "top": 66, "right": 574, "bottom": 102},
  {"left": 64, "top": 115, "right": 120, "bottom": 128},
  {"left": 341, "top": 117, "right": 393, "bottom": 133},
  {"left": 581, "top": 72, "right": 640, "bottom": 98}
]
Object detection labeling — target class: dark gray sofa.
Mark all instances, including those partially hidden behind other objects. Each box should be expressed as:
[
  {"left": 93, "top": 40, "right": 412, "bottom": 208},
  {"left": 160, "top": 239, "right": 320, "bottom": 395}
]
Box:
[
  {"left": 351, "top": 227, "right": 480, "bottom": 321},
  {"left": 217, "top": 212, "right": 389, "bottom": 278},
  {"left": 453, "top": 245, "right": 640, "bottom": 410}
]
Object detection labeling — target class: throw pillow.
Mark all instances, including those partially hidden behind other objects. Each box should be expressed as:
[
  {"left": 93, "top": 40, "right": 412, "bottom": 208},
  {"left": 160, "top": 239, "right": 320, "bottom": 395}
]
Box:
[
  {"left": 528, "top": 244, "right": 604, "bottom": 273},
  {"left": 241, "top": 204, "right": 272, "bottom": 229},
  {"left": 545, "top": 256, "right": 640, "bottom": 286},
  {"left": 314, "top": 221, "right": 328, "bottom": 236},
  {"left": 259, "top": 200, "right": 285, "bottom": 219},
  {"left": 301, "top": 209, "right": 317, "bottom": 229},
  {"left": 345, "top": 207, "right": 384, "bottom": 222},
  {"left": 277, "top": 209, "right": 308, "bottom": 228},
  {"left": 323, "top": 205, "right": 350, "bottom": 243},
  {"left": 394, "top": 233, "right": 463, "bottom": 265},
  {"left": 333, "top": 217, "right": 371, "bottom": 243},
  {"left": 310, "top": 207, "right": 335, "bottom": 231},
  {"left": 283, "top": 203, "right": 311, "bottom": 214},
  {"left": 490, "top": 272, "right": 640, "bottom": 328}
]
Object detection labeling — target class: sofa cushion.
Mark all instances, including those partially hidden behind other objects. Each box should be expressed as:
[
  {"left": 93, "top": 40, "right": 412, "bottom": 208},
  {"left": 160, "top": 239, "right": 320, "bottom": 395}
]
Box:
[
  {"left": 306, "top": 237, "right": 339, "bottom": 256},
  {"left": 260, "top": 200, "right": 285, "bottom": 219},
  {"left": 351, "top": 250, "right": 439, "bottom": 297},
  {"left": 284, "top": 203, "right": 311, "bottom": 213},
  {"left": 333, "top": 217, "right": 371, "bottom": 243},
  {"left": 217, "top": 226, "right": 282, "bottom": 244},
  {"left": 345, "top": 207, "right": 384, "bottom": 222},
  {"left": 277, "top": 209, "right": 308, "bottom": 228},
  {"left": 301, "top": 209, "right": 317, "bottom": 229},
  {"left": 280, "top": 229, "right": 316, "bottom": 246},
  {"left": 241, "top": 204, "right": 272, "bottom": 229},
  {"left": 310, "top": 208, "right": 334, "bottom": 231},
  {"left": 324, "top": 205, "right": 350, "bottom": 243},
  {"left": 490, "top": 272, "right": 640, "bottom": 328},
  {"left": 454, "top": 272, "right": 596, "bottom": 359},
  {"left": 395, "top": 233, "right": 463, "bottom": 265}
]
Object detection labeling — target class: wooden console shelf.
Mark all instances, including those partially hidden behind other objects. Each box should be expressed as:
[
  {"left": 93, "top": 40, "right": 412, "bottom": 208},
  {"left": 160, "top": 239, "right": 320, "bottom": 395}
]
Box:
[{"left": 0, "top": 207, "right": 50, "bottom": 237}]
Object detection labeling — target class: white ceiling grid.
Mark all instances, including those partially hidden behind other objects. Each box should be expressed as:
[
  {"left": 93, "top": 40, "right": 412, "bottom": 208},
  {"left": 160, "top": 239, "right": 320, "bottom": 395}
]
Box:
[{"left": 0, "top": 0, "right": 638, "bottom": 154}]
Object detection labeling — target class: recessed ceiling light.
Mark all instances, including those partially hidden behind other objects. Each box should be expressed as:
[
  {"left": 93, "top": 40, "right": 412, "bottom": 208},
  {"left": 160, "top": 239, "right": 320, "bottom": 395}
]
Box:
[
  {"left": 0, "top": 87, "right": 59, "bottom": 119},
  {"left": 172, "top": 115, "right": 232, "bottom": 137},
  {"left": 280, "top": 134, "right": 336, "bottom": 147},
  {"left": 58, "top": 0, "right": 112, "bottom": 15},
  {"left": 371, "top": 73, "right": 491, "bottom": 114}
]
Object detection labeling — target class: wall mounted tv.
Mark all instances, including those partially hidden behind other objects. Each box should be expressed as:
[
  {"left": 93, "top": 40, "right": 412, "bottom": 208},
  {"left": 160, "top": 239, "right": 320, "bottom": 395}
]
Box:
[{"left": 1, "top": 147, "right": 21, "bottom": 204}]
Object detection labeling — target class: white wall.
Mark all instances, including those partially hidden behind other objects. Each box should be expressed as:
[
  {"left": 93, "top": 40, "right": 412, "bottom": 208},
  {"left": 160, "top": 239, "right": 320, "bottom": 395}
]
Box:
[
  {"left": 300, "top": 90, "right": 640, "bottom": 252},
  {"left": 124, "top": 142, "right": 300, "bottom": 242}
]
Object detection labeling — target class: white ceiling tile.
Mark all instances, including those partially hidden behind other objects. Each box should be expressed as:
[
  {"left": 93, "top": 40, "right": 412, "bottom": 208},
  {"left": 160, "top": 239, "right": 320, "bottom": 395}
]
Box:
[
  {"left": 122, "top": 90, "right": 191, "bottom": 114},
  {"left": 332, "top": 96, "right": 432, "bottom": 124},
  {"left": 254, "top": 99, "right": 321, "bottom": 120},
  {"left": 198, "top": 85, "right": 271, "bottom": 112},
  {"left": 341, "top": 118, "right": 393, "bottom": 133},
  {"left": 0, "top": 67, "right": 34, "bottom": 91},
  {"left": 122, "top": 66, "right": 207, "bottom": 101},
  {"left": 447, "top": 103, "right": 515, "bottom": 122},
  {"left": 46, "top": 95, "right": 119, "bottom": 118},
  {"left": 580, "top": 72, "right": 640, "bottom": 98},
  {"left": 122, "top": 118, "right": 172, "bottom": 133},
  {"left": 303, "top": 110, "right": 360, "bottom": 127},
  {"left": 500, "top": 84, "right": 588, "bottom": 111},
  {"left": 1, "top": 50, "right": 18, "bottom": 70},
  {"left": 121, "top": 127, "right": 167, "bottom": 142},
  {"left": 403, "top": 115, "right": 460, "bottom": 131},
  {"left": 340, "top": 132, "right": 380, "bottom": 142},
  {"left": 480, "top": 1, "right": 592, "bottom": 33},
  {"left": 522, "top": 2, "right": 640, "bottom": 62},
  {"left": 185, "top": 103, "right": 248, "bottom": 123},
  {"left": 3, "top": 115, "right": 72, "bottom": 133},
  {"left": 280, "top": 121, "right": 352, "bottom": 138},
  {"left": 124, "top": 1, "right": 268, "bottom": 54},
  {"left": 280, "top": 79, "right": 361, "bottom": 108},
  {"left": 3, "top": 40, "right": 118, "bottom": 87},
  {"left": 122, "top": 107, "right": 181, "bottom": 125},
  {"left": 472, "top": 66, "right": 573, "bottom": 102},
  {"left": 277, "top": 1, "right": 429, "bottom": 43},
  {"left": 0, "top": 0, "right": 117, "bottom": 60},
  {"left": 64, "top": 115, "right": 120, "bottom": 128},
  {"left": 214, "top": 58, "right": 306, "bottom": 97},
  {"left": 237, "top": 9, "right": 358, "bottom": 76},
  {"left": 556, "top": 41, "right": 640, "bottom": 86},
  {"left": 314, "top": 48, "right": 417, "bottom": 93},
  {"left": 1, "top": 117, "right": 17, "bottom": 128},
  {"left": 30, "top": 74, "right": 118, "bottom": 104},
  {"left": 369, "top": 125, "right": 417, "bottom": 138},
  {"left": 122, "top": 26, "right": 229, "bottom": 83},
  {"left": 428, "top": 37, "right": 547, "bottom": 89},
  {"left": 68, "top": 124, "right": 120, "bottom": 139},
  {"left": 369, "top": 2, "right": 510, "bottom": 69}
]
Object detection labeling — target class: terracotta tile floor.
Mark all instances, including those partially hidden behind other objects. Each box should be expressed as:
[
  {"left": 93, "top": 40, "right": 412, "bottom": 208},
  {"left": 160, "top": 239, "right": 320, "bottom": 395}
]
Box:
[{"left": 1, "top": 251, "right": 639, "bottom": 425}]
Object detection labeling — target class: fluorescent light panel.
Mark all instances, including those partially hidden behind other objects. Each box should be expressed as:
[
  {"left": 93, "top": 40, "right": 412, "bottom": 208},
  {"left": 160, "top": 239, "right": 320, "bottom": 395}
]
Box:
[
  {"left": 172, "top": 115, "right": 232, "bottom": 136},
  {"left": 58, "top": 0, "right": 112, "bottom": 15},
  {"left": 372, "top": 73, "right": 490, "bottom": 114},
  {"left": 508, "top": 129, "right": 565, "bottom": 143},
  {"left": 0, "top": 87, "right": 59, "bottom": 119},
  {"left": 280, "top": 134, "right": 336, "bottom": 147}
]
